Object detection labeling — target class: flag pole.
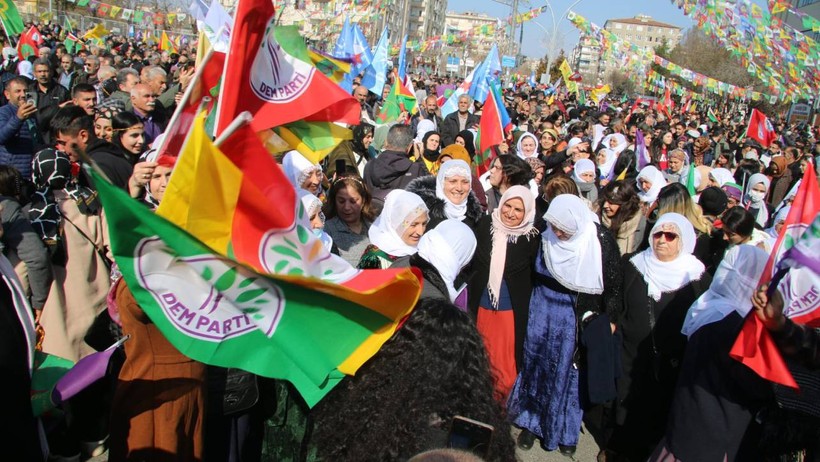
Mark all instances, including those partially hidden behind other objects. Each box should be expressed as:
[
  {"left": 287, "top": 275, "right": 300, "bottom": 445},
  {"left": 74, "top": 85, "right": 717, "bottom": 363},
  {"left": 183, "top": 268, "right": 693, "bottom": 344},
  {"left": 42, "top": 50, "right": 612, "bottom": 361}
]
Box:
[
  {"left": 154, "top": 47, "right": 215, "bottom": 154},
  {"left": 213, "top": 111, "right": 253, "bottom": 148},
  {"left": 0, "top": 18, "right": 15, "bottom": 47}
]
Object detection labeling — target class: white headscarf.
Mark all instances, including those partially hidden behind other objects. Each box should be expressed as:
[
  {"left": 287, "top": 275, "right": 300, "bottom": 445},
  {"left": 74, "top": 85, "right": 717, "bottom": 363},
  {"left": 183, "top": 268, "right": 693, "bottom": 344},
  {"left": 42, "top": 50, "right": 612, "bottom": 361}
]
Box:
[
  {"left": 629, "top": 213, "right": 706, "bottom": 301},
  {"left": 368, "top": 190, "right": 428, "bottom": 257},
  {"left": 744, "top": 173, "right": 771, "bottom": 227},
  {"left": 636, "top": 165, "right": 668, "bottom": 204},
  {"left": 17, "top": 60, "right": 33, "bottom": 79},
  {"left": 542, "top": 194, "right": 604, "bottom": 295},
  {"left": 681, "top": 245, "right": 768, "bottom": 337},
  {"left": 282, "top": 150, "right": 322, "bottom": 193},
  {"left": 599, "top": 133, "right": 627, "bottom": 178},
  {"left": 766, "top": 205, "right": 790, "bottom": 238},
  {"left": 415, "top": 119, "right": 436, "bottom": 143},
  {"left": 488, "top": 186, "right": 537, "bottom": 308},
  {"left": 436, "top": 159, "right": 472, "bottom": 221},
  {"left": 515, "top": 132, "right": 539, "bottom": 159},
  {"left": 298, "top": 189, "right": 333, "bottom": 252},
  {"left": 573, "top": 158, "right": 596, "bottom": 183},
  {"left": 709, "top": 168, "right": 734, "bottom": 188},
  {"left": 417, "top": 219, "right": 477, "bottom": 302}
]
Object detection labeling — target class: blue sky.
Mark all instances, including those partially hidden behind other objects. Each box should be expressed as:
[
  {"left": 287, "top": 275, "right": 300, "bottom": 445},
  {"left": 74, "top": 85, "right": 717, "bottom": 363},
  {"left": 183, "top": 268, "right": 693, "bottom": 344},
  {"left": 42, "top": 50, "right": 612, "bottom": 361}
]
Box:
[{"left": 445, "top": 0, "right": 765, "bottom": 57}]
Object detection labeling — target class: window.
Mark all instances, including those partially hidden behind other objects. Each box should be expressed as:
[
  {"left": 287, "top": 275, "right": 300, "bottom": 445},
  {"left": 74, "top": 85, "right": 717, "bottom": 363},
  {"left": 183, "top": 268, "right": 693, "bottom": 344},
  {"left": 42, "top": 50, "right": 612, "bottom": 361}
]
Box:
[
  {"left": 615, "top": 23, "right": 622, "bottom": 29},
  {"left": 636, "top": 25, "right": 643, "bottom": 31}
]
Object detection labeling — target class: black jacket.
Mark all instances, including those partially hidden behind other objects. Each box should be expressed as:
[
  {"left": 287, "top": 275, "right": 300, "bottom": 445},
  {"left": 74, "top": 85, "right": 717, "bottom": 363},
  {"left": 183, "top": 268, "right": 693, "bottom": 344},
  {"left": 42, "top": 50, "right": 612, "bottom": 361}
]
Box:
[
  {"left": 405, "top": 175, "right": 484, "bottom": 231},
  {"left": 87, "top": 139, "right": 134, "bottom": 191},
  {"left": 363, "top": 149, "right": 428, "bottom": 209},
  {"left": 440, "top": 111, "right": 479, "bottom": 147}
]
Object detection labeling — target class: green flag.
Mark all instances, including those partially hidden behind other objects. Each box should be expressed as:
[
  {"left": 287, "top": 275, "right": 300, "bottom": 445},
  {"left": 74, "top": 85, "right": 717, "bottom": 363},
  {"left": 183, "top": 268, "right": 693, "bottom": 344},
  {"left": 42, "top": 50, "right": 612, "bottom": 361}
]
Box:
[
  {"left": 90, "top": 167, "right": 406, "bottom": 407},
  {"left": 0, "top": 0, "right": 25, "bottom": 36},
  {"left": 686, "top": 164, "right": 697, "bottom": 196},
  {"left": 707, "top": 107, "right": 719, "bottom": 123}
]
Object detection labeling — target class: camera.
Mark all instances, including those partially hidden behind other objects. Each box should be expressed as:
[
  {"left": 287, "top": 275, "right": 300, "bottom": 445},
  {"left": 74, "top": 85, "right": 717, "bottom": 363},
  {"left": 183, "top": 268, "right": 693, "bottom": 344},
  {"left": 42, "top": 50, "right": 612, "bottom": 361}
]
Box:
[{"left": 25, "top": 90, "right": 36, "bottom": 106}]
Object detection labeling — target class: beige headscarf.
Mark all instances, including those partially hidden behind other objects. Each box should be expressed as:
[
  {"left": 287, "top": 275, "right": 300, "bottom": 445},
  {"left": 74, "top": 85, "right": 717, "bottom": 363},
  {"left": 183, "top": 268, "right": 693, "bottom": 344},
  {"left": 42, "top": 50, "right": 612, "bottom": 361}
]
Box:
[{"left": 488, "top": 185, "right": 538, "bottom": 308}]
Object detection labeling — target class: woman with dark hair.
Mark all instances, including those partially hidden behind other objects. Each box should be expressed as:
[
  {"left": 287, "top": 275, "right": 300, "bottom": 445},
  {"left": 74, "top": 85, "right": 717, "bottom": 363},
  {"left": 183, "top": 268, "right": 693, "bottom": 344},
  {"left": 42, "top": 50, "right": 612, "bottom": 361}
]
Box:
[
  {"left": 407, "top": 160, "right": 483, "bottom": 230},
  {"left": 484, "top": 155, "right": 533, "bottom": 214},
  {"left": 720, "top": 206, "right": 770, "bottom": 249},
  {"left": 468, "top": 186, "right": 540, "bottom": 399},
  {"left": 598, "top": 180, "right": 645, "bottom": 255},
  {"left": 608, "top": 149, "right": 638, "bottom": 184},
  {"left": 511, "top": 194, "right": 621, "bottom": 456},
  {"left": 110, "top": 111, "right": 145, "bottom": 163},
  {"left": 607, "top": 213, "right": 711, "bottom": 462},
  {"left": 323, "top": 176, "right": 376, "bottom": 266},
  {"left": 538, "top": 128, "right": 559, "bottom": 158},
  {"left": 310, "top": 298, "right": 516, "bottom": 461},
  {"left": 649, "top": 130, "right": 674, "bottom": 170},
  {"left": 326, "top": 123, "right": 374, "bottom": 177}
]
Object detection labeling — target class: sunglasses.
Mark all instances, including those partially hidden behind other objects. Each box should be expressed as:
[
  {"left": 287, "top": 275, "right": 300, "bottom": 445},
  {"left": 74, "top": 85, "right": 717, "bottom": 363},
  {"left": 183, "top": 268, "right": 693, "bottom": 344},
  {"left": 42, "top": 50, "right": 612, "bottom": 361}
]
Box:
[{"left": 653, "top": 231, "right": 679, "bottom": 241}]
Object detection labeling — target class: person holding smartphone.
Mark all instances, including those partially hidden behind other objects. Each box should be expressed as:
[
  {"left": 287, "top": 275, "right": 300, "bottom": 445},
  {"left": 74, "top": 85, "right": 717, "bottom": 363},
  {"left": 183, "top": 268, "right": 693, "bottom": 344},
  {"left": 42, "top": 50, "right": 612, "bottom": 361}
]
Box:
[{"left": 0, "top": 77, "right": 39, "bottom": 179}]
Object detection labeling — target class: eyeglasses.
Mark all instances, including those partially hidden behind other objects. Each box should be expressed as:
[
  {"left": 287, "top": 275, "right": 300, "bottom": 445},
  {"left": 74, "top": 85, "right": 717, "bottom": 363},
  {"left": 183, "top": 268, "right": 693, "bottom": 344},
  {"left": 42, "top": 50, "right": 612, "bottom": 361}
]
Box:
[{"left": 652, "top": 231, "right": 679, "bottom": 241}]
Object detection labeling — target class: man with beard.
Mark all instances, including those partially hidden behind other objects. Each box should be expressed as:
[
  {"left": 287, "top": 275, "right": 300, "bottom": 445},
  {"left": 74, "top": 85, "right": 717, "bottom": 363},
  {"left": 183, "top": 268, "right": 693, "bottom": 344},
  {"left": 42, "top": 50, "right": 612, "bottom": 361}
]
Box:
[{"left": 28, "top": 58, "right": 70, "bottom": 149}]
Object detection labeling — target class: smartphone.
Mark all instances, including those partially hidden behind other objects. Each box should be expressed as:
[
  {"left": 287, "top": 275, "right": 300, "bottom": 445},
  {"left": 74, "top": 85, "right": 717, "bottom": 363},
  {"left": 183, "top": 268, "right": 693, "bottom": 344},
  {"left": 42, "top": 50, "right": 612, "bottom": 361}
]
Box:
[
  {"left": 335, "top": 159, "right": 346, "bottom": 176},
  {"left": 25, "top": 90, "right": 36, "bottom": 106},
  {"left": 447, "top": 415, "right": 494, "bottom": 458}
]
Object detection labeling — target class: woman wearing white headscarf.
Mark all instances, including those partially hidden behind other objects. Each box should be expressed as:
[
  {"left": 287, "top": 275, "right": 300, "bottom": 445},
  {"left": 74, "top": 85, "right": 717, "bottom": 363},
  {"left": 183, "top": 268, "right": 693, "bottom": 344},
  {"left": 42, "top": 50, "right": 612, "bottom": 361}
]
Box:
[
  {"left": 598, "top": 133, "right": 627, "bottom": 179},
  {"left": 681, "top": 245, "right": 769, "bottom": 338},
  {"left": 708, "top": 167, "right": 734, "bottom": 188},
  {"left": 407, "top": 159, "right": 483, "bottom": 230},
  {"left": 390, "top": 219, "right": 477, "bottom": 303},
  {"left": 358, "top": 190, "right": 429, "bottom": 269},
  {"left": 572, "top": 158, "right": 598, "bottom": 203},
  {"left": 468, "top": 186, "right": 541, "bottom": 399},
  {"left": 607, "top": 213, "right": 711, "bottom": 462},
  {"left": 743, "top": 173, "right": 771, "bottom": 227},
  {"left": 509, "top": 194, "right": 622, "bottom": 455},
  {"left": 282, "top": 150, "right": 324, "bottom": 197},
  {"left": 650, "top": 246, "right": 771, "bottom": 462},
  {"left": 636, "top": 165, "right": 668, "bottom": 205},
  {"left": 298, "top": 189, "right": 335, "bottom": 253},
  {"left": 515, "top": 132, "right": 539, "bottom": 160}
]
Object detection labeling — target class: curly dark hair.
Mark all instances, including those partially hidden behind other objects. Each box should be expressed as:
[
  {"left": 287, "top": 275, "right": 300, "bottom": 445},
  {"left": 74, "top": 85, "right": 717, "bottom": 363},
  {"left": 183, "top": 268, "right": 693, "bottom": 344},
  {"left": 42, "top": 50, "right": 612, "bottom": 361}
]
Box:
[
  {"left": 598, "top": 180, "right": 640, "bottom": 237},
  {"left": 310, "top": 299, "right": 515, "bottom": 461}
]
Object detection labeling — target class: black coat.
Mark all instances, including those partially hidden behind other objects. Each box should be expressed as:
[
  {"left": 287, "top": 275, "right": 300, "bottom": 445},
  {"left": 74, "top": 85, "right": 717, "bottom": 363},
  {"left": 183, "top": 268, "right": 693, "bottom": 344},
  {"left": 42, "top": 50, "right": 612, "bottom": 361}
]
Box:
[
  {"left": 390, "top": 254, "right": 451, "bottom": 302},
  {"left": 440, "top": 111, "right": 479, "bottom": 147},
  {"left": 610, "top": 260, "right": 711, "bottom": 461},
  {"left": 405, "top": 175, "right": 484, "bottom": 231},
  {"left": 467, "top": 215, "right": 540, "bottom": 366}
]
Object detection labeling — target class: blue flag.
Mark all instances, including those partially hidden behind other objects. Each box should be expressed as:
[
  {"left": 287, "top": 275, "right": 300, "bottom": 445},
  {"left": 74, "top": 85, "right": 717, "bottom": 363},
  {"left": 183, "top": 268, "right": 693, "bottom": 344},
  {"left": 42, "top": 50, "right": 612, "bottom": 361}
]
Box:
[
  {"left": 333, "top": 17, "right": 352, "bottom": 59},
  {"left": 397, "top": 34, "right": 408, "bottom": 82},
  {"left": 362, "top": 27, "right": 389, "bottom": 95}
]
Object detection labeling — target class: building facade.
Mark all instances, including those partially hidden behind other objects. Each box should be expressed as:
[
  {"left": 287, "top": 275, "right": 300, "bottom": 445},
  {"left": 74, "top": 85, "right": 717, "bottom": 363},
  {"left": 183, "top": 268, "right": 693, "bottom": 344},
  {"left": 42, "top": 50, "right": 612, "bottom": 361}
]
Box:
[{"left": 571, "top": 14, "right": 681, "bottom": 84}]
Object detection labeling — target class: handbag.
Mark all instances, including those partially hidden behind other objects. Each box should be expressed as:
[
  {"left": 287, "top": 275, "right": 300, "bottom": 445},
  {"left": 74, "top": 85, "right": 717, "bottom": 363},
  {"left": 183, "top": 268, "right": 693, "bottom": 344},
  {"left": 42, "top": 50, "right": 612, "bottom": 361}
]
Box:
[
  {"left": 207, "top": 367, "right": 260, "bottom": 416},
  {"left": 84, "top": 308, "right": 123, "bottom": 352}
]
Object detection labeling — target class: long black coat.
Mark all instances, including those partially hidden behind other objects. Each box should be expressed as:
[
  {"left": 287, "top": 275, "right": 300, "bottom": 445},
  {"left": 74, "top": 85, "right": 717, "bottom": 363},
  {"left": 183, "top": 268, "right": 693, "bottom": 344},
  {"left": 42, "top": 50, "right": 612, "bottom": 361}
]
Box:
[
  {"left": 610, "top": 260, "right": 711, "bottom": 462},
  {"left": 405, "top": 175, "right": 484, "bottom": 231},
  {"left": 467, "top": 215, "right": 540, "bottom": 367}
]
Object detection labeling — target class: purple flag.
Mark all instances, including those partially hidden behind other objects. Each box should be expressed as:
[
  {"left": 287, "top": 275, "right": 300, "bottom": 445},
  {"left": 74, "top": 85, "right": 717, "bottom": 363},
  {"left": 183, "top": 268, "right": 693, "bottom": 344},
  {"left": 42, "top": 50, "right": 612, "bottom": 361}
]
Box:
[
  {"left": 52, "top": 336, "right": 129, "bottom": 405},
  {"left": 636, "top": 129, "right": 649, "bottom": 170}
]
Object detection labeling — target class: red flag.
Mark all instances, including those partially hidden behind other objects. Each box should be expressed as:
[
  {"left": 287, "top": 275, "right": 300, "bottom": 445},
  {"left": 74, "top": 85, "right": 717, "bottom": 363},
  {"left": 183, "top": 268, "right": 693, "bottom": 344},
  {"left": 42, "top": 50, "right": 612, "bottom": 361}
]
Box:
[
  {"left": 478, "top": 84, "right": 512, "bottom": 155},
  {"left": 17, "top": 26, "right": 44, "bottom": 59},
  {"left": 215, "top": 0, "right": 359, "bottom": 136},
  {"left": 155, "top": 50, "right": 225, "bottom": 158},
  {"left": 745, "top": 108, "right": 777, "bottom": 148},
  {"left": 729, "top": 162, "right": 820, "bottom": 388}
]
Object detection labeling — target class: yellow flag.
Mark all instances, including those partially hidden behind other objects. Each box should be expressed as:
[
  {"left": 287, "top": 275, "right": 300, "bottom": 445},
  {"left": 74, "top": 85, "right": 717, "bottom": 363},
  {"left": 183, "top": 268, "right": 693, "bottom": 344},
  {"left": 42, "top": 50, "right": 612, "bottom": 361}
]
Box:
[
  {"left": 195, "top": 30, "right": 212, "bottom": 67},
  {"left": 83, "top": 23, "right": 109, "bottom": 41}
]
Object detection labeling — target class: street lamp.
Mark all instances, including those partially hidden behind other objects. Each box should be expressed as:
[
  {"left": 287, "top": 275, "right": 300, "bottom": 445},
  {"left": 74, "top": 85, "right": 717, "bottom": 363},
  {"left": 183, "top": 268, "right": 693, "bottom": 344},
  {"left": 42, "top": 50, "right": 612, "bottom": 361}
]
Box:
[{"left": 539, "top": 0, "right": 583, "bottom": 84}]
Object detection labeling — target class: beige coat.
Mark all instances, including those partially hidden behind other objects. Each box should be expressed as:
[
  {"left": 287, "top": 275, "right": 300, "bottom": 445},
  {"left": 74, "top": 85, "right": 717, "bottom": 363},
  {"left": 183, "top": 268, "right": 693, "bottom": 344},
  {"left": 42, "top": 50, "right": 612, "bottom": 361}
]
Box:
[{"left": 40, "top": 190, "right": 111, "bottom": 361}]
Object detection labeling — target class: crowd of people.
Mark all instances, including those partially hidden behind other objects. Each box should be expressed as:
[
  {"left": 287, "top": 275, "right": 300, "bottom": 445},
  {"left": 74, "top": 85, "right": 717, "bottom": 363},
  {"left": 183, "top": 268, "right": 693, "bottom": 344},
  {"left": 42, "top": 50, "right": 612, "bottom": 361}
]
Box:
[{"left": 1, "top": 17, "right": 820, "bottom": 462}]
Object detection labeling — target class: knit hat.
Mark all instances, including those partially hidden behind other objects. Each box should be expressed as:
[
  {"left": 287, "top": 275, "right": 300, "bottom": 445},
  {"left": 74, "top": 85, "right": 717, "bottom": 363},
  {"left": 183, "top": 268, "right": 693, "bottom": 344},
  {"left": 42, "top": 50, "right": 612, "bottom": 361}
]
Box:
[
  {"left": 438, "top": 144, "right": 471, "bottom": 164},
  {"left": 721, "top": 182, "right": 743, "bottom": 202},
  {"left": 698, "top": 186, "right": 728, "bottom": 216}
]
